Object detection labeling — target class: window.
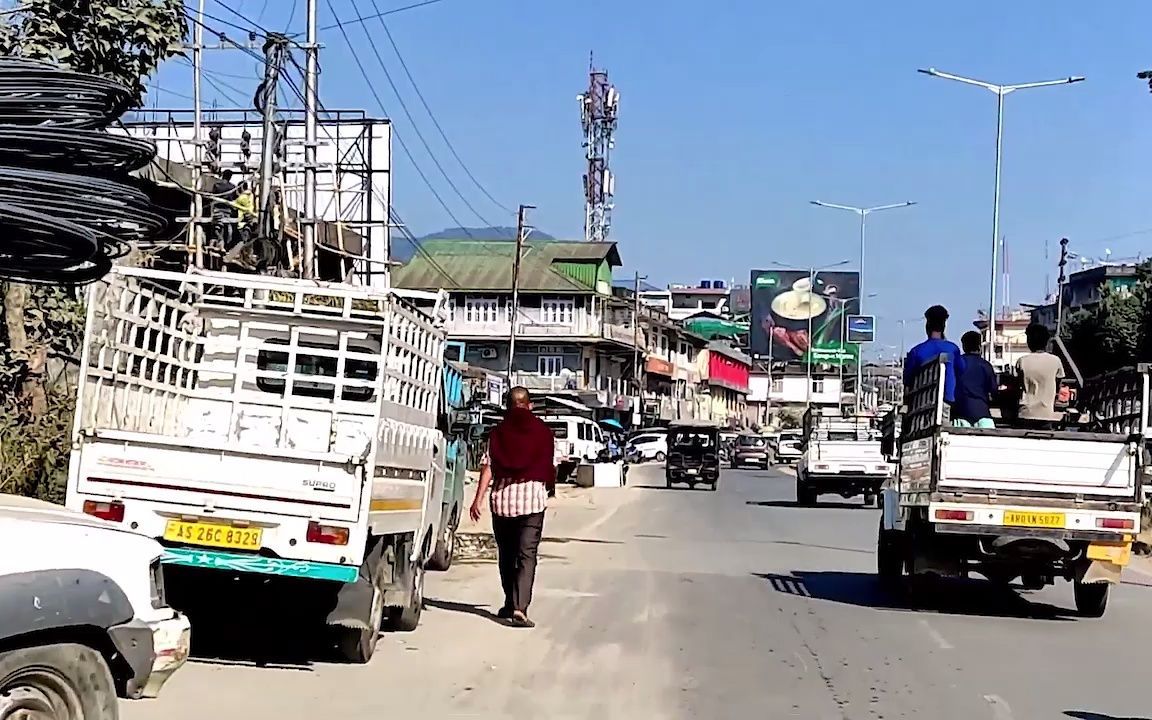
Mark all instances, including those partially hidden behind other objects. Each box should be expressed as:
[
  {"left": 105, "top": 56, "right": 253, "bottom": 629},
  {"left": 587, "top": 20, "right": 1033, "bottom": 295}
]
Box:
[
  {"left": 464, "top": 297, "right": 502, "bottom": 323},
  {"left": 771, "top": 378, "right": 783, "bottom": 393},
  {"left": 671, "top": 295, "right": 699, "bottom": 309},
  {"left": 257, "top": 340, "right": 378, "bottom": 402},
  {"left": 811, "top": 379, "right": 825, "bottom": 394},
  {"left": 578, "top": 424, "right": 589, "bottom": 441},
  {"left": 546, "top": 422, "right": 569, "bottom": 439},
  {"left": 538, "top": 355, "right": 564, "bottom": 376},
  {"left": 541, "top": 298, "right": 575, "bottom": 324}
]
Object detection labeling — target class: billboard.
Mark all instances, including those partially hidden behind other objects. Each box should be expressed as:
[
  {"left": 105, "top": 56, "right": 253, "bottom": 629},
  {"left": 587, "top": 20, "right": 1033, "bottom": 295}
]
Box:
[{"left": 749, "top": 269, "right": 861, "bottom": 367}]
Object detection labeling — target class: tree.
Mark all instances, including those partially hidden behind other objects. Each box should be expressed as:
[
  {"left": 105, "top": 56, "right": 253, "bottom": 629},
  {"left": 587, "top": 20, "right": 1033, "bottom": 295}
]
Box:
[
  {"left": 0, "top": 1, "right": 186, "bottom": 498},
  {"left": 1061, "top": 261, "right": 1151, "bottom": 378}
]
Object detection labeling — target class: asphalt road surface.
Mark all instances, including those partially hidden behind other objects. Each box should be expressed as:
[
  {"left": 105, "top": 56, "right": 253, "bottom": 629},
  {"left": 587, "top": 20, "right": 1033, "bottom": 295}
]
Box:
[{"left": 125, "top": 465, "right": 1152, "bottom": 720}]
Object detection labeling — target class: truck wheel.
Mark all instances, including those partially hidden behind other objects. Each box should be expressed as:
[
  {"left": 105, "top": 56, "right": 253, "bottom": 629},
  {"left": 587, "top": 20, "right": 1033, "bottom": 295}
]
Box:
[
  {"left": 796, "top": 483, "right": 815, "bottom": 506},
  {"left": 386, "top": 563, "right": 425, "bottom": 632},
  {"left": 426, "top": 520, "right": 457, "bottom": 572},
  {"left": 863, "top": 492, "right": 877, "bottom": 508},
  {"left": 0, "top": 643, "right": 118, "bottom": 720},
  {"left": 876, "top": 520, "right": 903, "bottom": 591},
  {"left": 336, "top": 577, "right": 384, "bottom": 664},
  {"left": 1073, "top": 581, "right": 1109, "bottom": 618}
]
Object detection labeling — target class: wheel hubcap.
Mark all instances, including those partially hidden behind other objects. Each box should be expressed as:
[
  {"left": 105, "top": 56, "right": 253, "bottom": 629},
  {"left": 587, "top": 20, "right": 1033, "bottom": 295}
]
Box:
[{"left": 0, "top": 670, "right": 82, "bottom": 720}]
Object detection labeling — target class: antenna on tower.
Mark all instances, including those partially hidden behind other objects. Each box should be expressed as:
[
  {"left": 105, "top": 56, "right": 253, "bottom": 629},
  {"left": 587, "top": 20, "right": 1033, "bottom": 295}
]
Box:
[{"left": 578, "top": 57, "right": 619, "bottom": 243}]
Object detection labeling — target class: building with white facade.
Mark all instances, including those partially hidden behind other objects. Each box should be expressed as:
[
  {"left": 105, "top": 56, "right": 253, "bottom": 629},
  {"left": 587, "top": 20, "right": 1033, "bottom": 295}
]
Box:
[{"left": 639, "top": 280, "right": 732, "bottom": 321}]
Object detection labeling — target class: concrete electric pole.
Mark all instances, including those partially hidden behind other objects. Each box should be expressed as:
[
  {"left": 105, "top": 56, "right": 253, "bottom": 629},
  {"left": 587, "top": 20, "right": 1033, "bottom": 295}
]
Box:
[
  {"left": 507, "top": 204, "right": 535, "bottom": 379},
  {"left": 578, "top": 57, "right": 619, "bottom": 243}
]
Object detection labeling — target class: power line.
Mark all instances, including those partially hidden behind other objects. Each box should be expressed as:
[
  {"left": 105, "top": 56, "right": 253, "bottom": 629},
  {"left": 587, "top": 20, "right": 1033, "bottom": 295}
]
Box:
[
  {"left": 346, "top": 0, "right": 495, "bottom": 229},
  {"left": 370, "top": 0, "right": 514, "bottom": 217},
  {"left": 314, "top": 0, "right": 449, "bottom": 33},
  {"left": 323, "top": 0, "right": 475, "bottom": 238}
]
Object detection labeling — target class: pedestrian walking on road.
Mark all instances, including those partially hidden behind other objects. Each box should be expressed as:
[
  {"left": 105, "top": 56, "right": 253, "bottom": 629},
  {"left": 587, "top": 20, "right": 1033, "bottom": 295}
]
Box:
[{"left": 469, "top": 387, "right": 555, "bottom": 628}]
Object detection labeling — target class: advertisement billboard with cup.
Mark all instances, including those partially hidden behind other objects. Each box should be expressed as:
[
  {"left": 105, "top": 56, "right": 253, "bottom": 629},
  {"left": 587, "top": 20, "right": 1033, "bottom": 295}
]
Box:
[{"left": 749, "top": 269, "right": 861, "bottom": 367}]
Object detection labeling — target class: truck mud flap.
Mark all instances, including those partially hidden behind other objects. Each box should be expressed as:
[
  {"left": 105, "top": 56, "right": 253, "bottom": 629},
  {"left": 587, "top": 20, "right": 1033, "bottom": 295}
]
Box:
[
  {"left": 326, "top": 536, "right": 390, "bottom": 630},
  {"left": 1078, "top": 558, "right": 1124, "bottom": 585}
]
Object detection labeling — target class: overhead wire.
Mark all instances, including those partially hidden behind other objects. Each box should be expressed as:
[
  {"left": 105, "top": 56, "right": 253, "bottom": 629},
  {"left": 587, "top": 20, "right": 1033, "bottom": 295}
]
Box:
[
  {"left": 314, "top": 0, "right": 450, "bottom": 33},
  {"left": 320, "top": 0, "right": 477, "bottom": 239},
  {"left": 345, "top": 0, "right": 497, "bottom": 231},
  {"left": 368, "top": 0, "right": 514, "bottom": 217}
]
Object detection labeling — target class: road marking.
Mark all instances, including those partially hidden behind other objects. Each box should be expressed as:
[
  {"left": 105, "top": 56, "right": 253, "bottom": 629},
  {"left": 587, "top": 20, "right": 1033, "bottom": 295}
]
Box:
[
  {"left": 792, "top": 650, "right": 809, "bottom": 673},
  {"left": 983, "top": 694, "right": 1015, "bottom": 720},
  {"left": 918, "top": 619, "right": 953, "bottom": 649}
]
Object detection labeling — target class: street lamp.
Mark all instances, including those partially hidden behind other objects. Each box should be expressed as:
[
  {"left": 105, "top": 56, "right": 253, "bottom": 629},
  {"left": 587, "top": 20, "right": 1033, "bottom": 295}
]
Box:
[
  {"left": 809, "top": 201, "right": 915, "bottom": 314},
  {"left": 770, "top": 259, "right": 850, "bottom": 408},
  {"left": 918, "top": 67, "right": 1084, "bottom": 361}
]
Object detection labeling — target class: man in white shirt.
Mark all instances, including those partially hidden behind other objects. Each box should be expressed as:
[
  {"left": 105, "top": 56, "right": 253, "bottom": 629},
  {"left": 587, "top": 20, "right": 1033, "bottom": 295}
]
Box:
[{"left": 1016, "top": 323, "right": 1065, "bottom": 420}]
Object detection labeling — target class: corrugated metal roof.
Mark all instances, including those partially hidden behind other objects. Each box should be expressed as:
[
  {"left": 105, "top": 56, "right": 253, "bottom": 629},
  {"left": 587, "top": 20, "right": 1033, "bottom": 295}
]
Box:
[{"left": 393, "top": 240, "right": 621, "bottom": 292}]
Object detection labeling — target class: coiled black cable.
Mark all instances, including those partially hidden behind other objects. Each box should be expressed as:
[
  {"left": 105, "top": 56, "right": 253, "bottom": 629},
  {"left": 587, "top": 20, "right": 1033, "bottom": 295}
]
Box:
[{"left": 0, "top": 58, "right": 164, "bottom": 284}]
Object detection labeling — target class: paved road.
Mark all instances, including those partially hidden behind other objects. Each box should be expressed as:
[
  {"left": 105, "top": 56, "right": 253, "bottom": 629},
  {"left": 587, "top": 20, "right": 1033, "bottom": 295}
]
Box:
[{"left": 126, "top": 465, "right": 1152, "bottom": 720}]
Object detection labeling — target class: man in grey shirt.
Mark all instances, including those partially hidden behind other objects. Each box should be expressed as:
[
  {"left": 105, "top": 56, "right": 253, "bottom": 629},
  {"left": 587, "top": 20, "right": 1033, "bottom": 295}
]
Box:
[{"left": 1016, "top": 323, "right": 1065, "bottom": 420}]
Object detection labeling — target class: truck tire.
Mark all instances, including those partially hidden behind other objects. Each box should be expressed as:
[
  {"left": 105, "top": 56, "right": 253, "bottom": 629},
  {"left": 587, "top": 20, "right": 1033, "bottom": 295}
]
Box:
[
  {"left": 426, "top": 516, "right": 457, "bottom": 572},
  {"left": 0, "top": 643, "right": 118, "bottom": 720},
  {"left": 1073, "top": 581, "right": 1109, "bottom": 618},
  {"left": 386, "top": 563, "right": 425, "bottom": 632},
  {"left": 876, "top": 519, "right": 903, "bottom": 591},
  {"left": 335, "top": 576, "right": 384, "bottom": 664},
  {"left": 796, "top": 481, "right": 816, "bottom": 506}
]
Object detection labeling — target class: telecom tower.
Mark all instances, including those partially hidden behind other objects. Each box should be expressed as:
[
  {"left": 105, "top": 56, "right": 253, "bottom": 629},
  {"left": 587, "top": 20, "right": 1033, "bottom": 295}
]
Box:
[{"left": 578, "top": 59, "right": 619, "bottom": 243}]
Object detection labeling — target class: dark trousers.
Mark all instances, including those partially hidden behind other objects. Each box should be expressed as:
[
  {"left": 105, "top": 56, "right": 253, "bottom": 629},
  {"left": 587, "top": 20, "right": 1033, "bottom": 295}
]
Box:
[{"left": 492, "top": 511, "right": 545, "bottom": 612}]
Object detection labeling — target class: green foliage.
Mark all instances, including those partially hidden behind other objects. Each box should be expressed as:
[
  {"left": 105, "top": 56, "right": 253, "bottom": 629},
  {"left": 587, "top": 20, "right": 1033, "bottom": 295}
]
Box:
[
  {"left": 777, "top": 407, "right": 804, "bottom": 429},
  {"left": 0, "top": 2, "right": 185, "bottom": 500},
  {"left": 0, "top": 0, "right": 187, "bottom": 105},
  {"left": 1061, "top": 263, "right": 1151, "bottom": 378}
]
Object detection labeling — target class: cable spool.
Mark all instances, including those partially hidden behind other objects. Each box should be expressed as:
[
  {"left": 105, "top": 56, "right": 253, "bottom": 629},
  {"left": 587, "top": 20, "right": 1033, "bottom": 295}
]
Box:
[{"left": 0, "top": 58, "right": 165, "bottom": 284}]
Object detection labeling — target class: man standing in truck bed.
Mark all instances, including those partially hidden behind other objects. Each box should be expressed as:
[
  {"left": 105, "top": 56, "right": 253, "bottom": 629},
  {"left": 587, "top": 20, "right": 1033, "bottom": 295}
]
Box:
[
  {"left": 903, "top": 305, "right": 964, "bottom": 404},
  {"left": 1016, "top": 323, "right": 1065, "bottom": 420}
]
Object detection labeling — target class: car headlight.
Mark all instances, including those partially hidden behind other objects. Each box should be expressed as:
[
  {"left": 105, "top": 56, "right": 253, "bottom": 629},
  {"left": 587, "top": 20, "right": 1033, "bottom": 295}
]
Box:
[{"left": 149, "top": 557, "right": 168, "bottom": 610}]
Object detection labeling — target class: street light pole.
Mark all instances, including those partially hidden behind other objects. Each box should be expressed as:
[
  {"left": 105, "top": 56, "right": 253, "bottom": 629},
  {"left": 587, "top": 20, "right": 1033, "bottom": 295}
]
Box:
[
  {"left": 811, "top": 201, "right": 914, "bottom": 413},
  {"left": 917, "top": 67, "right": 1084, "bottom": 362}
]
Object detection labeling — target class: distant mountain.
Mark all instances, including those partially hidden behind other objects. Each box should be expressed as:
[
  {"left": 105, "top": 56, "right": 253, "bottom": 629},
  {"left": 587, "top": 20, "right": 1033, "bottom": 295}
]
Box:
[{"left": 391, "top": 226, "right": 559, "bottom": 263}]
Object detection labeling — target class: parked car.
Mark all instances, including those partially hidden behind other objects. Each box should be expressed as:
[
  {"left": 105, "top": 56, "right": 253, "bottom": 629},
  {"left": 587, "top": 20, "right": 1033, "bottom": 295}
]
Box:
[
  {"left": 626, "top": 433, "right": 668, "bottom": 463},
  {"left": 0, "top": 494, "right": 190, "bottom": 717},
  {"left": 731, "top": 433, "right": 771, "bottom": 469}
]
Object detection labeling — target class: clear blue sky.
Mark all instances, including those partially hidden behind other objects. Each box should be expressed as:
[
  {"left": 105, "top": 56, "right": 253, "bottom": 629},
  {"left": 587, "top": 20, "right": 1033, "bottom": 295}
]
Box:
[{"left": 160, "top": 0, "right": 1152, "bottom": 356}]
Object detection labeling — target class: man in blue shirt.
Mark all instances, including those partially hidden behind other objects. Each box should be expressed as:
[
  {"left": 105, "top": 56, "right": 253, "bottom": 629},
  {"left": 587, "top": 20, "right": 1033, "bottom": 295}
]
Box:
[
  {"left": 952, "top": 330, "right": 997, "bottom": 428},
  {"left": 902, "top": 305, "right": 964, "bottom": 404}
]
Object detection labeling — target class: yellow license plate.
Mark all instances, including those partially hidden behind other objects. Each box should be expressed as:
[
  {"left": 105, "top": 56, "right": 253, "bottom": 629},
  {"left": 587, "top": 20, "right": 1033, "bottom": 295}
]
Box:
[
  {"left": 163, "top": 520, "right": 262, "bottom": 551},
  {"left": 1003, "top": 511, "right": 1065, "bottom": 529}
]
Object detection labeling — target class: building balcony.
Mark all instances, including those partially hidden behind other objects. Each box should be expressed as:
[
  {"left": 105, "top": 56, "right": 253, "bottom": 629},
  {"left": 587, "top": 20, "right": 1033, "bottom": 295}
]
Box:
[{"left": 447, "top": 316, "right": 639, "bottom": 346}]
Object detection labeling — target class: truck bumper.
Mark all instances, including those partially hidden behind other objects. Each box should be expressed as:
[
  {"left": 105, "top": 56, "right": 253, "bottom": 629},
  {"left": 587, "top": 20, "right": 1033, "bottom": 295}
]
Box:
[
  {"left": 109, "top": 613, "right": 191, "bottom": 699},
  {"left": 802, "top": 473, "right": 886, "bottom": 495}
]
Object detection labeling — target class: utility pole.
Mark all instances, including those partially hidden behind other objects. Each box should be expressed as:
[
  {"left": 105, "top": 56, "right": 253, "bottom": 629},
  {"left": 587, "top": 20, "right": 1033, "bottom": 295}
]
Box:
[
  {"left": 301, "top": 0, "right": 319, "bottom": 279},
  {"left": 256, "top": 34, "right": 290, "bottom": 243},
  {"left": 632, "top": 272, "right": 648, "bottom": 419},
  {"left": 507, "top": 204, "right": 534, "bottom": 379},
  {"left": 1056, "top": 237, "right": 1069, "bottom": 335},
  {"left": 191, "top": 0, "right": 206, "bottom": 268},
  {"left": 578, "top": 56, "right": 619, "bottom": 243}
]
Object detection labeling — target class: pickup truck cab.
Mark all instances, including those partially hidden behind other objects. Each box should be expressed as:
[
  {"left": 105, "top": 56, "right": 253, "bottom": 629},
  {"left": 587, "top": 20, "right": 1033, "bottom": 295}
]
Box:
[{"left": 0, "top": 494, "right": 190, "bottom": 716}]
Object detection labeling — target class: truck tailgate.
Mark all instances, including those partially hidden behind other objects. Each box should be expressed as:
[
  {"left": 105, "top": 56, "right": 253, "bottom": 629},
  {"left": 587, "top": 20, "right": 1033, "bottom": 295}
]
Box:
[
  {"left": 940, "top": 432, "right": 1136, "bottom": 498},
  {"left": 73, "top": 436, "right": 363, "bottom": 522}
]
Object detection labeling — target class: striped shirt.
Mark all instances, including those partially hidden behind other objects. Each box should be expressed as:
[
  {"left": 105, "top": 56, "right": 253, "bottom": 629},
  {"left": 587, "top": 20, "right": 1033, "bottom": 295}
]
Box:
[{"left": 481, "top": 450, "right": 549, "bottom": 518}]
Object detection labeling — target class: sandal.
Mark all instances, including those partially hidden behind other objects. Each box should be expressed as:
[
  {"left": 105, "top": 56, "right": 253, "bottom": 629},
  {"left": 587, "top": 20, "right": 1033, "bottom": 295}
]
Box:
[{"left": 509, "top": 611, "right": 536, "bottom": 628}]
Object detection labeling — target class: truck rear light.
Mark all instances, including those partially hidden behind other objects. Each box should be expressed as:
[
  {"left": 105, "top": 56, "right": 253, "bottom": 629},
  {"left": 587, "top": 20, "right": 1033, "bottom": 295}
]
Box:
[
  {"left": 307, "top": 521, "right": 349, "bottom": 546},
  {"left": 874, "top": 465, "right": 890, "bottom": 473},
  {"left": 814, "top": 464, "right": 830, "bottom": 471},
  {"left": 82, "top": 500, "right": 125, "bottom": 523},
  {"left": 1096, "top": 517, "right": 1135, "bottom": 530},
  {"left": 934, "top": 509, "right": 973, "bottom": 522}
]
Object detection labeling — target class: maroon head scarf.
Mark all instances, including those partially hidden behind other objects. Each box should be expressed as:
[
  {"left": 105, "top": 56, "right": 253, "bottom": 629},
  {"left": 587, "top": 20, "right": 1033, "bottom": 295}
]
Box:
[{"left": 488, "top": 407, "right": 556, "bottom": 487}]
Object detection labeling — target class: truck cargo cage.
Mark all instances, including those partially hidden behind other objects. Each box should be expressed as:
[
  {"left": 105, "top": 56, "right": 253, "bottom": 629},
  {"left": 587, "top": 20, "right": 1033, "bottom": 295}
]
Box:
[
  {"left": 1078, "top": 364, "right": 1152, "bottom": 438},
  {"left": 900, "top": 353, "right": 949, "bottom": 441},
  {"left": 74, "top": 265, "right": 447, "bottom": 470}
]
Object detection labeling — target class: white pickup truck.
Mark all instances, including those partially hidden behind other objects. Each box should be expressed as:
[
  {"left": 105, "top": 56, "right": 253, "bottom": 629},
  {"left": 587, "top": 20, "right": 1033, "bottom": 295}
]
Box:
[
  {"left": 65, "top": 266, "right": 448, "bottom": 662},
  {"left": 797, "top": 409, "right": 892, "bottom": 506},
  {"left": 878, "top": 354, "right": 1145, "bottom": 617}
]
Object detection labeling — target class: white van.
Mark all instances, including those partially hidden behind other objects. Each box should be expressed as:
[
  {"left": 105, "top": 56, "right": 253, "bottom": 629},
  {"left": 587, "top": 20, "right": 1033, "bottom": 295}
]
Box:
[{"left": 544, "top": 414, "right": 607, "bottom": 463}]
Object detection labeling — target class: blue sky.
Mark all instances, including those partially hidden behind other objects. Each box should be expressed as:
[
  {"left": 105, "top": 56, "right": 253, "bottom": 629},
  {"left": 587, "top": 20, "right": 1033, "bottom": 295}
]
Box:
[{"left": 159, "top": 0, "right": 1152, "bottom": 356}]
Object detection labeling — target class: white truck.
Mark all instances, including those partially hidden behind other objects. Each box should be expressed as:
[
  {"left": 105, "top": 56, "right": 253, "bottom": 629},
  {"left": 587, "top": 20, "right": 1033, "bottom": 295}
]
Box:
[
  {"left": 878, "top": 354, "right": 1146, "bottom": 617},
  {"left": 796, "top": 409, "right": 892, "bottom": 507},
  {"left": 65, "top": 266, "right": 448, "bottom": 662}
]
